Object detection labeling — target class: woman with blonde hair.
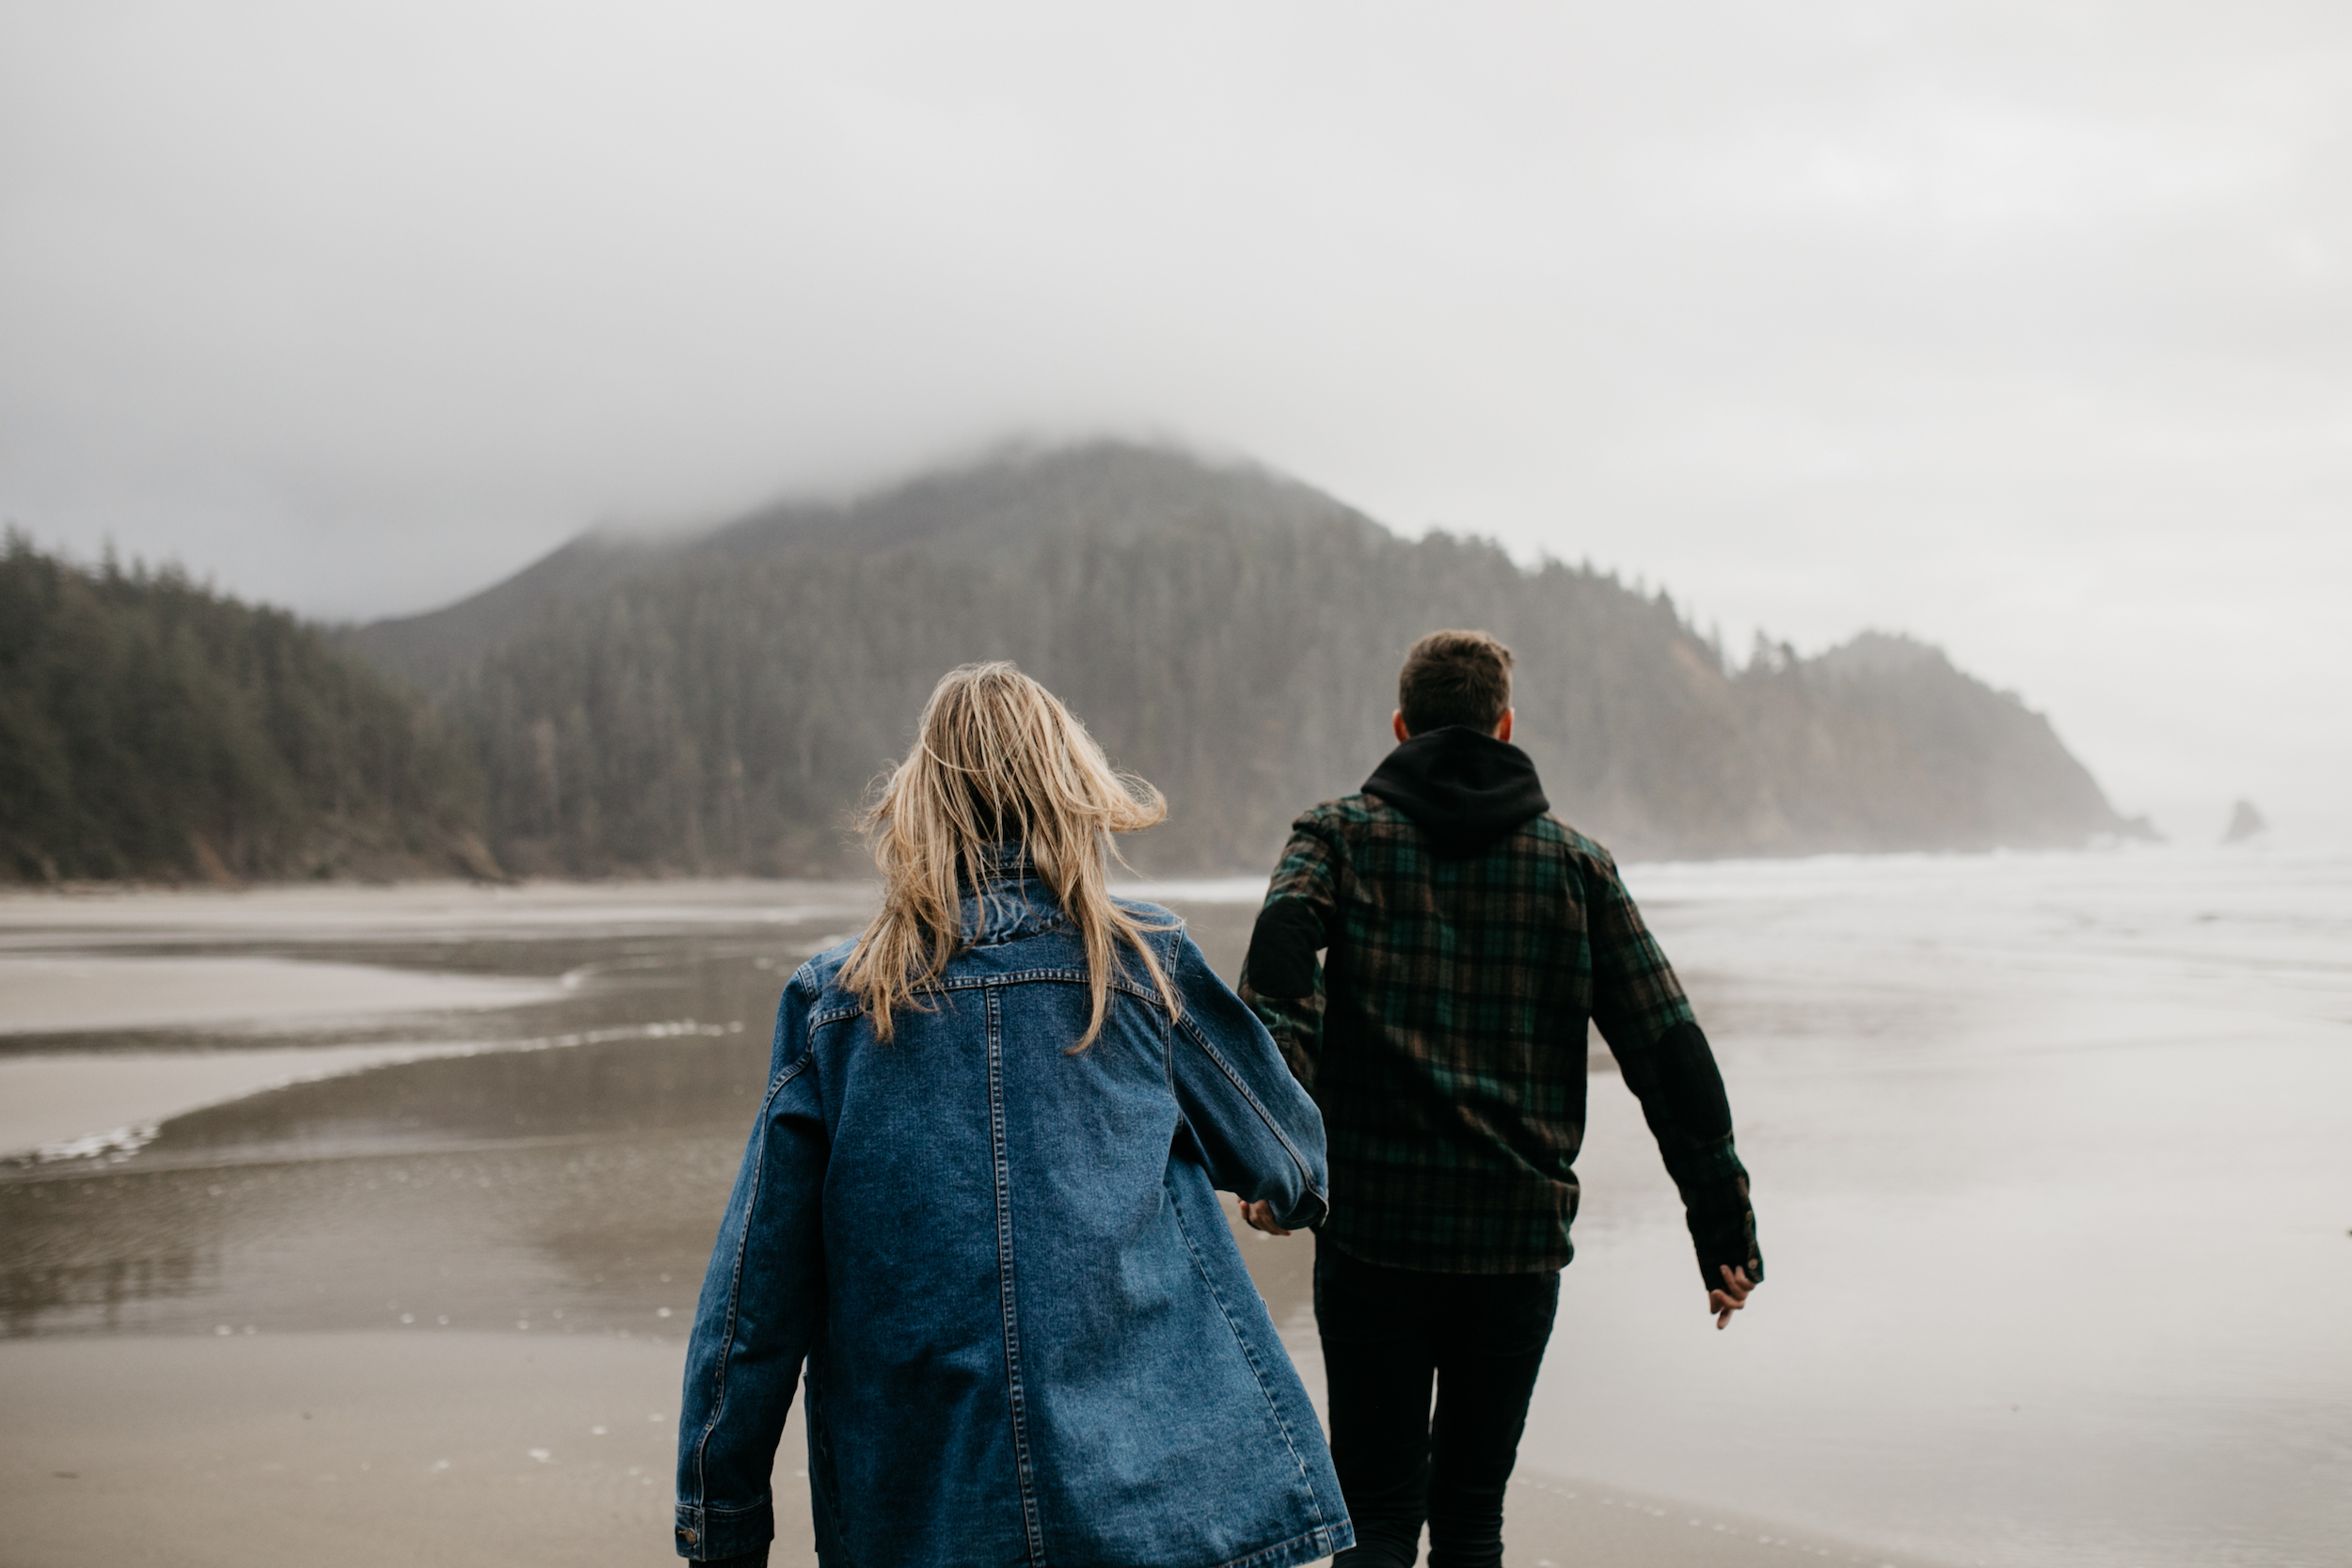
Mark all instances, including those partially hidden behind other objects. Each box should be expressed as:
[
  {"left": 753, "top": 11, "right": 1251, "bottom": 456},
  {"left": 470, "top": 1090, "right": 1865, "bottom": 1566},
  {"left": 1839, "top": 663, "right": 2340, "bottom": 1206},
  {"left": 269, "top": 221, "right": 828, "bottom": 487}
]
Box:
[{"left": 674, "top": 662, "right": 1350, "bottom": 1568}]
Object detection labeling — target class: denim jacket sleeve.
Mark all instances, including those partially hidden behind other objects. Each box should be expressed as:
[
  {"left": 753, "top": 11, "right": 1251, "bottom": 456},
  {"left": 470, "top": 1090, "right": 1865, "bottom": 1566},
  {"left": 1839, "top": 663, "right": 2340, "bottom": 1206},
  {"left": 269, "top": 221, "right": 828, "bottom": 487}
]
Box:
[
  {"left": 675, "top": 970, "right": 829, "bottom": 1560},
  {"left": 1166, "top": 927, "right": 1332, "bottom": 1232}
]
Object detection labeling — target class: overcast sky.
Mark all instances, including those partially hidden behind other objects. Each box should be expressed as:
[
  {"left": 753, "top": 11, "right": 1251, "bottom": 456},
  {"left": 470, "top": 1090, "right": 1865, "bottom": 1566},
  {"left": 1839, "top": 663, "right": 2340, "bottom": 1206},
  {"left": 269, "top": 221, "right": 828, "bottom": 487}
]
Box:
[{"left": 4, "top": 1, "right": 2347, "bottom": 840}]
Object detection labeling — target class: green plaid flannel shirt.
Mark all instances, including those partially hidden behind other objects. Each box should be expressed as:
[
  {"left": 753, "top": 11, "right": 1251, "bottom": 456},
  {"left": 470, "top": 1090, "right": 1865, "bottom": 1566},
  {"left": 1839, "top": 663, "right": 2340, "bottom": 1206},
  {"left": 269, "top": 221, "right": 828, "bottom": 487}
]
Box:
[{"left": 1239, "top": 793, "right": 1761, "bottom": 1281}]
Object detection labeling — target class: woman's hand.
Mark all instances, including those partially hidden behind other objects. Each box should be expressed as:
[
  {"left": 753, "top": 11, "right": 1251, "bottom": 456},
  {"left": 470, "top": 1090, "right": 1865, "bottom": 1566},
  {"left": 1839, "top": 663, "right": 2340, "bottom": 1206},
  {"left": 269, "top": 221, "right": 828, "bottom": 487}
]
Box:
[
  {"left": 1708, "top": 1264, "right": 1756, "bottom": 1329},
  {"left": 1240, "top": 1199, "right": 1293, "bottom": 1236}
]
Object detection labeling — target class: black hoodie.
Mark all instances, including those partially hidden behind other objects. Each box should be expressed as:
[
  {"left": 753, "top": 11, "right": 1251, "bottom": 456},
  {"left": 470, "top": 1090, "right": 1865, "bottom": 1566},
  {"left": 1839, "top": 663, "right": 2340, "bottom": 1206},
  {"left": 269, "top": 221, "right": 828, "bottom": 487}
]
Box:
[{"left": 1360, "top": 726, "right": 1550, "bottom": 853}]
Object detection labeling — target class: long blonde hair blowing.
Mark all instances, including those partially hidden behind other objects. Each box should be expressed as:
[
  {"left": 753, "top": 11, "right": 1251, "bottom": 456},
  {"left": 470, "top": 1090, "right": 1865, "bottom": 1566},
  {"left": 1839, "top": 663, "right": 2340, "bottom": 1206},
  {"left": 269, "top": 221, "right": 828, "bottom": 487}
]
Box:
[{"left": 841, "top": 662, "right": 1179, "bottom": 1048}]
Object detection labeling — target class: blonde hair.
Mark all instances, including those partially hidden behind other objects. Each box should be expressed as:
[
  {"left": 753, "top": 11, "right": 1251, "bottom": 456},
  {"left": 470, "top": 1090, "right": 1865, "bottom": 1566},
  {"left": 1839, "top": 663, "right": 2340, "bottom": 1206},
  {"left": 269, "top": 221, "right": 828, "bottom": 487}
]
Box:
[{"left": 840, "top": 662, "right": 1179, "bottom": 1047}]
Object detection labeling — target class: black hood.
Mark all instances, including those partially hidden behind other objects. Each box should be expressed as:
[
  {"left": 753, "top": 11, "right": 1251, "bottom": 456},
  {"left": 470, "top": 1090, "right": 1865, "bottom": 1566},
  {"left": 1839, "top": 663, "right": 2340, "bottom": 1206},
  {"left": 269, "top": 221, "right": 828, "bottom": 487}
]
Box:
[{"left": 1362, "top": 727, "right": 1550, "bottom": 851}]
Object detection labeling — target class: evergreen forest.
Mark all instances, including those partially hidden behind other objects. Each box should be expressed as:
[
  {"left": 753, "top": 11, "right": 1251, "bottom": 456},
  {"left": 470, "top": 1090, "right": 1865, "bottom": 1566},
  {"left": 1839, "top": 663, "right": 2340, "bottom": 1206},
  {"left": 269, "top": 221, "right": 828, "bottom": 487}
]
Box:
[
  {"left": 437, "top": 507, "right": 2133, "bottom": 877},
  {"left": 0, "top": 531, "right": 489, "bottom": 881},
  {"left": 5, "top": 443, "right": 2141, "bottom": 882}
]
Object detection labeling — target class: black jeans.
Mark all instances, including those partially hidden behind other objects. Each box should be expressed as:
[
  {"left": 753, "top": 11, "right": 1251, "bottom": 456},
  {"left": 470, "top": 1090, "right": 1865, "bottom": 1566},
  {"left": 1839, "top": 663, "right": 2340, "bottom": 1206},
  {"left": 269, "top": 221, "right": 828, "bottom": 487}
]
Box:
[
  {"left": 700, "top": 1549, "right": 768, "bottom": 1568},
  {"left": 1314, "top": 1237, "right": 1561, "bottom": 1568}
]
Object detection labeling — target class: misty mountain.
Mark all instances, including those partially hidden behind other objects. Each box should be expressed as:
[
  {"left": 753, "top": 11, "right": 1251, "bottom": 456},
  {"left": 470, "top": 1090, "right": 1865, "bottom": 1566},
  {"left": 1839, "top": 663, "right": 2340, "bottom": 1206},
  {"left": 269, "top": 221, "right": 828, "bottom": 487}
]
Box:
[
  {"left": 1, "top": 533, "right": 489, "bottom": 882},
  {"left": 354, "top": 440, "right": 2139, "bottom": 877},
  {"left": 350, "top": 442, "right": 1362, "bottom": 689}
]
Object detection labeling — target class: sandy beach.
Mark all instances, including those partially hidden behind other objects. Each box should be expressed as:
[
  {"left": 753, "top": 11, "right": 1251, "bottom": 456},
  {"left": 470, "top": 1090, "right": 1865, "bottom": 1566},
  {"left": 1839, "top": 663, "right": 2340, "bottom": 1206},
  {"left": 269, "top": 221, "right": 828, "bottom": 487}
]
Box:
[
  {"left": 0, "top": 1322, "right": 1925, "bottom": 1568},
  {"left": 5, "top": 861, "right": 2346, "bottom": 1567},
  {"left": 0, "top": 953, "right": 559, "bottom": 1037},
  {"left": 0, "top": 880, "right": 855, "bottom": 1164},
  {"left": 0, "top": 1041, "right": 529, "bottom": 1161},
  {"left": 0, "top": 879, "right": 876, "bottom": 943},
  {"left": 0, "top": 878, "right": 1949, "bottom": 1568}
]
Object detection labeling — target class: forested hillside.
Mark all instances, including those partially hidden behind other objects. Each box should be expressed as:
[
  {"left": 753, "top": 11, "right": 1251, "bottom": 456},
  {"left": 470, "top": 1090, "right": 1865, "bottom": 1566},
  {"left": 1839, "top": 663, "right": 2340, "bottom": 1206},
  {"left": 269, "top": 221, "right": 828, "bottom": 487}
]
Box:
[
  {"left": 0, "top": 532, "right": 490, "bottom": 882},
  {"left": 351, "top": 441, "right": 1359, "bottom": 688},
  {"left": 8, "top": 442, "right": 2138, "bottom": 883},
  {"left": 401, "top": 444, "right": 2137, "bottom": 876}
]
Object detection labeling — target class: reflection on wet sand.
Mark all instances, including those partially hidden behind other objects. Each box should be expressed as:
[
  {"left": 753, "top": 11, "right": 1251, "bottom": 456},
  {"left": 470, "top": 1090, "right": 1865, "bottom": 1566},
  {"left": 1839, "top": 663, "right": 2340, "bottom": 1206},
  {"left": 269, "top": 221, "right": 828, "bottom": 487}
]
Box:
[
  {"left": 1, "top": 903, "right": 863, "bottom": 1337},
  {"left": 0, "top": 910, "right": 857, "bottom": 1149},
  {"left": 0, "top": 895, "right": 1267, "bottom": 1344}
]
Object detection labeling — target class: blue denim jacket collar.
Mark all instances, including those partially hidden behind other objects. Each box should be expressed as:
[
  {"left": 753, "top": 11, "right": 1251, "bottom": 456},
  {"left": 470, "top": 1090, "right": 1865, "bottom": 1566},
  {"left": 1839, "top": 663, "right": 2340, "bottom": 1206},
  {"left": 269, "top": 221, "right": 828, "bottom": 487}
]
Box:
[
  {"left": 969, "top": 840, "right": 1030, "bottom": 877},
  {"left": 961, "top": 843, "right": 1062, "bottom": 947}
]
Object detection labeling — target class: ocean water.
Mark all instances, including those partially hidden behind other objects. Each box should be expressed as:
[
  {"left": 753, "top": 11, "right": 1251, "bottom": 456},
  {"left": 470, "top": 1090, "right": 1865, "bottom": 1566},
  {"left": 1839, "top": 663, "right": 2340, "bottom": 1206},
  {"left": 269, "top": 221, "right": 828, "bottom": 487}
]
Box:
[
  {"left": 1524, "top": 846, "right": 2352, "bottom": 1568},
  {"left": 2, "top": 849, "right": 2345, "bottom": 1566}
]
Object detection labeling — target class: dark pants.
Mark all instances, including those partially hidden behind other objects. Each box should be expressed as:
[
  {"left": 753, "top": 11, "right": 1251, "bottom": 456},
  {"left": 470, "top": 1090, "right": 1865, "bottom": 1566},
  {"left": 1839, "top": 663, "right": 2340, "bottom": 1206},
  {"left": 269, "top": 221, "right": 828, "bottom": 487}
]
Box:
[
  {"left": 700, "top": 1550, "right": 767, "bottom": 1568},
  {"left": 1314, "top": 1237, "right": 1560, "bottom": 1568}
]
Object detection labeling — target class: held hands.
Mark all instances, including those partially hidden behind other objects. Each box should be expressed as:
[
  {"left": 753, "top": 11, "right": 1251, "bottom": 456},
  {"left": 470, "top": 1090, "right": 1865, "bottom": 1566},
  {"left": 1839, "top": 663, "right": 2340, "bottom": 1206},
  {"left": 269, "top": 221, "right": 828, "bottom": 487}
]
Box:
[
  {"left": 1708, "top": 1264, "right": 1756, "bottom": 1330},
  {"left": 1240, "top": 1199, "right": 1292, "bottom": 1237}
]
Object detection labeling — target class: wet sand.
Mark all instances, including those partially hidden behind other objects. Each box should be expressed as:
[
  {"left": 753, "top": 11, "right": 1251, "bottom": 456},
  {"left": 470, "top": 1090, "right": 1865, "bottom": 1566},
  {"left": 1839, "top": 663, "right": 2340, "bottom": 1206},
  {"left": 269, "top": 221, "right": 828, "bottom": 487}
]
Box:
[
  {"left": 0, "top": 1322, "right": 1929, "bottom": 1568},
  {"left": 0, "top": 953, "right": 558, "bottom": 1036},
  {"left": 0, "top": 878, "right": 1946, "bottom": 1568},
  {"left": 0, "top": 879, "right": 875, "bottom": 943},
  {"left": 29, "top": 864, "right": 2337, "bottom": 1565},
  {"left": 0, "top": 880, "right": 859, "bottom": 1165},
  {"left": 0, "top": 1041, "right": 518, "bottom": 1160}
]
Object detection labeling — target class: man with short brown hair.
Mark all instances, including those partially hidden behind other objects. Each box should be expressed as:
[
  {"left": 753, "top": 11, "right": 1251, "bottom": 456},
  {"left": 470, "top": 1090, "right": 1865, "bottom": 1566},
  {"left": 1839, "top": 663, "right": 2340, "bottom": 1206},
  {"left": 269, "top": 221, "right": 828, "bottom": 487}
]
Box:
[{"left": 1240, "top": 628, "right": 1761, "bottom": 1568}]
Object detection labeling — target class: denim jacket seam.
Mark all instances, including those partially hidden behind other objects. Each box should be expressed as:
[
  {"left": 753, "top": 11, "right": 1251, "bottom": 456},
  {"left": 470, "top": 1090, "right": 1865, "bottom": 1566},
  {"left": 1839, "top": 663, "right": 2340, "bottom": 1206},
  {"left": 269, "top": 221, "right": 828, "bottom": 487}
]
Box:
[
  {"left": 1173, "top": 1011, "right": 1327, "bottom": 1208},
  {"left": 690, "top": 1499, "right": 771, "bottom": 1520},
  {"left": 1210, "top": 1522, "right": 1354, "bottom": 1568},
  {"left": 986, "top": 983, "right": 1049, "bottom": 1564},
  {"left": 1161, "top": 974, "right": 1178, "bottom": 1094},
  {"left": 691, "top": 1048, "right": 813, "bottom": 1517},
  {"left": 913, "top": 967, "right": 1163, "bottom": 1004},
  {"left": 1166, "top": 1180, "right": 1327, "bottom": 1533}
]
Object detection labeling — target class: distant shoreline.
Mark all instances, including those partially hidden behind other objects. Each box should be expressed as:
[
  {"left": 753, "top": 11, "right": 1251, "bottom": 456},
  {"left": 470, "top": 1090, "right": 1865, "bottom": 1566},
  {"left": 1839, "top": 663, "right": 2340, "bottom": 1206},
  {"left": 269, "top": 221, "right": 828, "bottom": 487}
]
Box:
[{"left": 0, "top": 832, "right": 2224, "bottom": 904}]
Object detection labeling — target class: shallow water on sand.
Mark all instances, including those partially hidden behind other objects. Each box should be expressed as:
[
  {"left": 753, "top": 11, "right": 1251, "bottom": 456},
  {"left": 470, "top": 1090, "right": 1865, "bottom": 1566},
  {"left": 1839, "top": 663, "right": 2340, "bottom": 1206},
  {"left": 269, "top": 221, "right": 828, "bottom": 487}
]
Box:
[
  {"left": 0, "top": 881, "right": 882, "bottom": 1334},
  {"left": 1, "top": 852, "right": 2345, "bottom": 1567},
  {"left": 1549, "top": 846, "right": 2352, "bottom": 1568}
]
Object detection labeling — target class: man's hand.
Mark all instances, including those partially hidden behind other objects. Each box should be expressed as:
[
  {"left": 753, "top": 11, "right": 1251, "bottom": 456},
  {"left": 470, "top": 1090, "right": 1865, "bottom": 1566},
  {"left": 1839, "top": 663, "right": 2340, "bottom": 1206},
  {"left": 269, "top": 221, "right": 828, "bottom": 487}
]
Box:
[
  {"left": 1708, "top": 1264, "right": 1756, "bottom": 1330},
  {"left": 1240, "top": 1200, "right": 1293, "bottom": 1236}
]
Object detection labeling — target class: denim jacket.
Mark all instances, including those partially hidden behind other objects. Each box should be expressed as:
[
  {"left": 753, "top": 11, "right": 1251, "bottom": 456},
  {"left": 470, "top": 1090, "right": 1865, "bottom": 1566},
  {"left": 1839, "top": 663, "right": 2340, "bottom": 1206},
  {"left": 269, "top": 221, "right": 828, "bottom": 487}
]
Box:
[{"left": 675, "top": 852, "right": 1353, "bottom": 1568}]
